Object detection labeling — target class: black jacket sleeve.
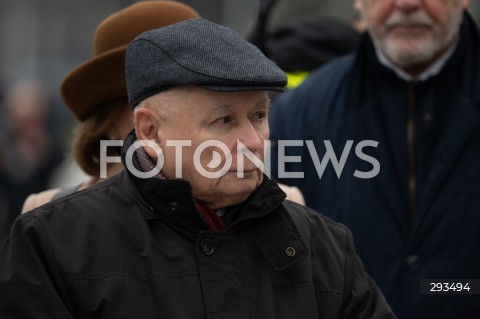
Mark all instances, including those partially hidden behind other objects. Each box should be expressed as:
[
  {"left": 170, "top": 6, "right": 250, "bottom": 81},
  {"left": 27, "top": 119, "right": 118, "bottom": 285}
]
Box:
[
  {"left": 341, "top": 229, "right": 397, "bottom": 319},
  {"left": 0, "top": 213, "right": 74, "bottom": 318}
]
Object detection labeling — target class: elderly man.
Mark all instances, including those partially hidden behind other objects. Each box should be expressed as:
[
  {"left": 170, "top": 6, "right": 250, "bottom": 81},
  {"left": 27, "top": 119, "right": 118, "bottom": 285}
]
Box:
[
  {"left": 0, "top": 18, "right": 395, "bottom": 318},
  {"left": 270, "top": 0, "right": 479, "bottom": 318}
]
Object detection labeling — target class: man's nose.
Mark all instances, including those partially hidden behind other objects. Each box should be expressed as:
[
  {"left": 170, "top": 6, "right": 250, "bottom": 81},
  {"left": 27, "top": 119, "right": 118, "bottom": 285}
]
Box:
[
  {"left": 238, "top": 122, "right": 263, "bottom": 154},
  {"left": 394, "top": 0, "right": 422, "bottom": 12}
]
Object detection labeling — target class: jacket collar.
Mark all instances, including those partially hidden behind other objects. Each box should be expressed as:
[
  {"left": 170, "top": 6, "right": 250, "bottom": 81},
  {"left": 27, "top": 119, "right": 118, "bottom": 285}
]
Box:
[{"left": 120, "top": 130, "right": 308, "bottom": 270}]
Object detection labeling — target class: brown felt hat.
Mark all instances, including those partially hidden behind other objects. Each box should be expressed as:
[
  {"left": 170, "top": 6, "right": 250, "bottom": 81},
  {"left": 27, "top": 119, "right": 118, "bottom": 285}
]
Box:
[{"left": 60, "top": 1, "right": 200, "bottom": 121}]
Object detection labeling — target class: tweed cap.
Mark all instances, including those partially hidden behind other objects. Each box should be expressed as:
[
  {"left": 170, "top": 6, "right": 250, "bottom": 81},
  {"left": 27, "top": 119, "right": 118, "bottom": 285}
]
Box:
[{"left": 126, "top": 18, "right": 287, "bottom": 108}]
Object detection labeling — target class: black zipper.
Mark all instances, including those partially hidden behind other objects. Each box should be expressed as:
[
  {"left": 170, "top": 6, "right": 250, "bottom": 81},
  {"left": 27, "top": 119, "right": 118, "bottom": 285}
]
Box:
[{"left": 406, "top": 83, "right": 417, "bottom": 226}]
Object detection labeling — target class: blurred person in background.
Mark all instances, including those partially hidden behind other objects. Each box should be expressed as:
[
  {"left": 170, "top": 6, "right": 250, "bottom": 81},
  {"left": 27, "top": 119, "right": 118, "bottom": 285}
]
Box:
[
  {"left": 0, "top": 79, "right": 63, "bottom": 241},
  {"left": 20, "top": 0, "right": 201, "bottom": 213},
  {"left": 269, "top": 0, "right": 479, "bottom": 317},
  {"left": 249, "top": 0, "right": 362, "bottom": 93}
]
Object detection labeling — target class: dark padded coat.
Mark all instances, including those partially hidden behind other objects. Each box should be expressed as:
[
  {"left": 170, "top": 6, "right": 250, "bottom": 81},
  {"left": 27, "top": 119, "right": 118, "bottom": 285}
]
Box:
[
  {"left": 0, "top": 131, "right": 395, "bottom": 319},
  {"left": 270, "top": 12, "right": 480, "bottom": 319}
]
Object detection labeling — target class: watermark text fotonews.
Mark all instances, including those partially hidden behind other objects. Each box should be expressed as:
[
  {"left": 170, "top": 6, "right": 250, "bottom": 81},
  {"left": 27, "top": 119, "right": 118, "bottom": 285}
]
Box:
[{"left": 100, "top": 139, "right": 380, "bottom": 179}]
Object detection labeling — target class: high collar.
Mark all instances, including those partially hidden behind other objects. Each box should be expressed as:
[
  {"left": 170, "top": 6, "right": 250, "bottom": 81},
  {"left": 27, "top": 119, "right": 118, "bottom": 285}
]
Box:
[{"left": 121, "top": 130, "right": 288, "bottom": 239}]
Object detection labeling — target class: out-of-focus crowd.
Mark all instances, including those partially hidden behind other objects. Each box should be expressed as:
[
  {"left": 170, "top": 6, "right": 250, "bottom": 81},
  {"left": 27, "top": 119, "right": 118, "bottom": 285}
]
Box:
[{"left": 0, "top": 79, "right": 67, "bottom": 239}]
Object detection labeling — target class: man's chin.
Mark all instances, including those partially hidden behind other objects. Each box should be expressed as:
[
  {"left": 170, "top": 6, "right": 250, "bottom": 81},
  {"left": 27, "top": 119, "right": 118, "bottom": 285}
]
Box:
[
  {"left": 210, "top": 185, "right": 257, "bottom": 209},
  {"left": 224, "top": 175, "right": 261, "bottom": 195},
  {"left": 383, "top": 39, "right": 437, "bottom": 69}
]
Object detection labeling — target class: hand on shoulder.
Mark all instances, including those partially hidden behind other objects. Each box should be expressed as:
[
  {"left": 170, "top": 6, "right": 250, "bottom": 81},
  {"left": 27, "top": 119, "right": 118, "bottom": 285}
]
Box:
[
  {"left": 278, "top": 183, "right": 305, "bottom": 205},
  {"left": 21, "top": 189, "right": 61, "bottom": 214}
]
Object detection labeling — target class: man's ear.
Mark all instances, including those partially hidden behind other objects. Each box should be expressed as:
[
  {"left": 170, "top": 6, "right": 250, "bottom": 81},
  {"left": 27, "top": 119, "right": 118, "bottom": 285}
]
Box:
[{"left": 134, "top": 107, "right": 162, "bottom": 159}]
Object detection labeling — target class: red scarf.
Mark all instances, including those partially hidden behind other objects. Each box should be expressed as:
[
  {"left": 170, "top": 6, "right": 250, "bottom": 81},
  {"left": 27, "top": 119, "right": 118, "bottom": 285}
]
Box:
[{"left": 194, "top": 199, "right": 226, "bottom": 232}]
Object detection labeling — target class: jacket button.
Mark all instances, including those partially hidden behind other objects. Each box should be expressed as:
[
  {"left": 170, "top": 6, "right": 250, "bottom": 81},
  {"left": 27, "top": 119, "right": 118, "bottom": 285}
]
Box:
[
  {"left": 170, "top": 202, "right": 178, "bottom": 211},
  {"left": 285, "top": 247, "right": 296, "bottom": 257},
  {"left": 200, "top": 239, "right": 215, "bottom": 256},
  {"left": 406, "top": 254, "right": 421, "bottom": 271}
]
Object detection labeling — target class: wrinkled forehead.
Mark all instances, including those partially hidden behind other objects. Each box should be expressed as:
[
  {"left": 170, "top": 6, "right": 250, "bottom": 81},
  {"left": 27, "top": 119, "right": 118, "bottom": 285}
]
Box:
[{"left": 139, "top": 86, "right": 270, "bottom": 122}]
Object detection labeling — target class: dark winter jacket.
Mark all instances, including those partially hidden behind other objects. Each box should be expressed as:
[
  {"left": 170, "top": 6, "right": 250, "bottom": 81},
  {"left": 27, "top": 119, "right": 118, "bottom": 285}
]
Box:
[
  {"left": 0, "top": 131, "right": 395, "bottom": 318},
  {"left": 269, "top": 12, "right": 480, "bottom": 319}
]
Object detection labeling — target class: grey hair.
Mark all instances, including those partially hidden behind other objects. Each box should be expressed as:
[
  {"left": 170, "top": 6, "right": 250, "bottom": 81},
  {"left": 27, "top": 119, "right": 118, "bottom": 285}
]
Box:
[{"left": 134, "top": 89, "right": 181, "bottom": 120}]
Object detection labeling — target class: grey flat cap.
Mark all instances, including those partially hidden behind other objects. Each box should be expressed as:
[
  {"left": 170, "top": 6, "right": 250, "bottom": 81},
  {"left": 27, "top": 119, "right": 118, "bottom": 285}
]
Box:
[{"left": 126, "top": 18, "right": 287, "bottom": 108}]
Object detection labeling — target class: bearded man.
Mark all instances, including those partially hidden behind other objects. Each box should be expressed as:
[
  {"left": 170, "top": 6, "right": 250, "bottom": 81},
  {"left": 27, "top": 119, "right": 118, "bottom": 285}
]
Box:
[{"left": 269, "top": 1, "right": 480, "bottom": 318}]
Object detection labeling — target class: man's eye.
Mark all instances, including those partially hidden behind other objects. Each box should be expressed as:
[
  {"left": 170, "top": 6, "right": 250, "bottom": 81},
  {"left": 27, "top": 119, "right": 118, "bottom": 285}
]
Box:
[
  {"left": 213, "top": 116, "right": 232, "bottom": 124},
  {"left": 253, "top": 112, "right": 267, "bottom": 121}
]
